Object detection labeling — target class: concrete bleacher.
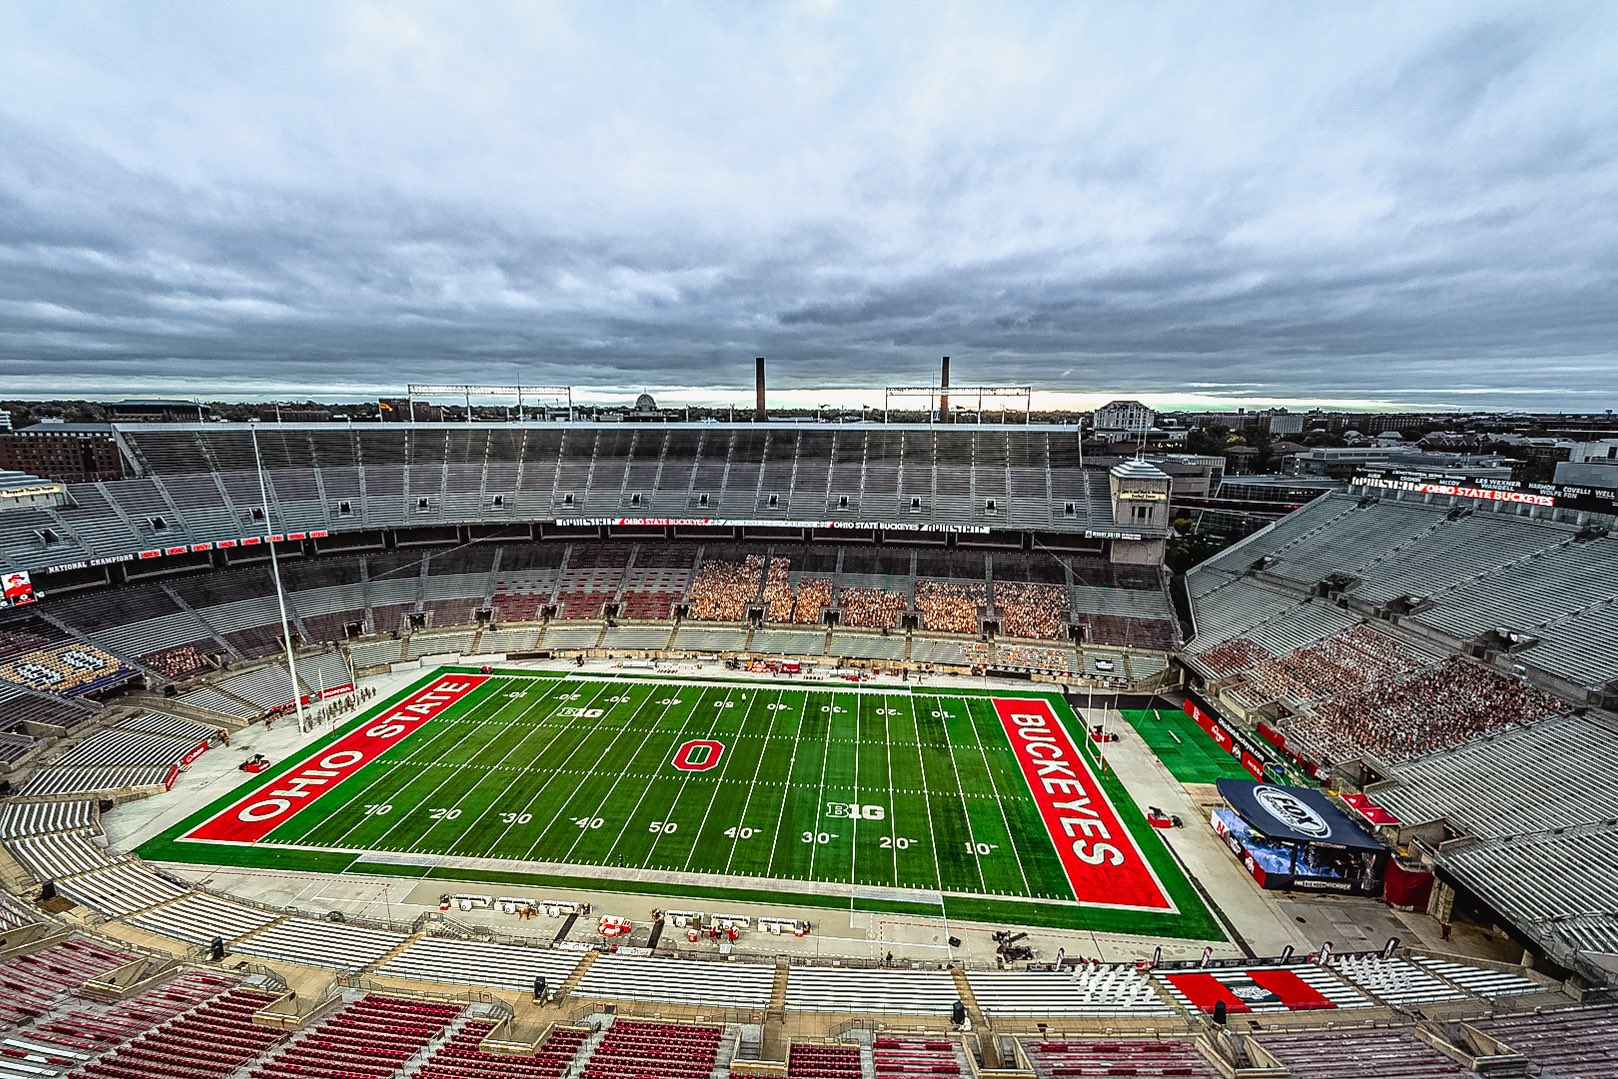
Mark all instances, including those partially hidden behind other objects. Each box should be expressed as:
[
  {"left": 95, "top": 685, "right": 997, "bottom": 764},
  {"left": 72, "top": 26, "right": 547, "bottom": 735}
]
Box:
[
  {"left": 575, "top": 954, "right": 775, "bottom": 1009},
  {"left": 52, "top": 860, "right": 187, "bottom": 915},
  {"left": 967, "top": 966, "right": 1173, "bottom": 1018},
  {"left": 231, "top": 917, "right": 408, "bottom": 970},
  {"left": 786, "top": 967, "right": 958, "bottom": 1014},
  {"left": 6, "top": 830, "right": 121, "bottom": 881},
  {"left": 19, "top": 764, "right": 174, "bottom": 798},
  {"left": 373, "top": 936, "right": 585, "bottom": 992},
  {"left": 128, "top": 890, "right": 281, "bottom": 946}
]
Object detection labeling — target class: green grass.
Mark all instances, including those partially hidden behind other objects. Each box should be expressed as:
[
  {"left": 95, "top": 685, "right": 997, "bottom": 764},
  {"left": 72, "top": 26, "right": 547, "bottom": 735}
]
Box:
[
  {"left": 1117, "top": 708, "right": 1257, "bottom": 784},
  {"left": 141, "top": 670, "right": 1222, "bottom": 939}
]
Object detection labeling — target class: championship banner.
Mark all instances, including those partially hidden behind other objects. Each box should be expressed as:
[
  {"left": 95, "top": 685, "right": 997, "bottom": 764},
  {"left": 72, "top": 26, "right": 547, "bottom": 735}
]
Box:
[
  {"left": 991, "top": 698, "right": 1172, "bottom": 911},
  {"left": 185, "top": 673, "right": 488, "bottom": 844}
]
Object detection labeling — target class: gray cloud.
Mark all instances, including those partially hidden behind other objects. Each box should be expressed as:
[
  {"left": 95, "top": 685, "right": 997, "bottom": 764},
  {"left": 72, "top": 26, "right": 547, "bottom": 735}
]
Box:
[{"left": 0, "top": 1, "right": 1615, "bottom": 410}]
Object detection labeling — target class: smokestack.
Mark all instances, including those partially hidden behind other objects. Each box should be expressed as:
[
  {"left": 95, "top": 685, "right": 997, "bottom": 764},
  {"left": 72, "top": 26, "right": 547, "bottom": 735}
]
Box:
[
  {"left": 939, "top": 356, "right": 950, "bottom": 423},
  {"left": 755, "top": 357, "right": 766, "bottom": 421}
]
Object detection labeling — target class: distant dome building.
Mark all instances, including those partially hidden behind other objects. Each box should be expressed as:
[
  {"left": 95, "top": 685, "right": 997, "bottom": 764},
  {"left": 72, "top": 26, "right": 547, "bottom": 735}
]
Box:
[{"left": 634, "top": 393, "right": 658, "bottom": 413}]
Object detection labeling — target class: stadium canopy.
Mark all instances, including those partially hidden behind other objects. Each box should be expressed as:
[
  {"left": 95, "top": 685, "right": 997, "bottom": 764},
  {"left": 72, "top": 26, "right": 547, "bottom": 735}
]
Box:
[{"left": 1215, "top": 780, "right": 1383, "bottom": 851}]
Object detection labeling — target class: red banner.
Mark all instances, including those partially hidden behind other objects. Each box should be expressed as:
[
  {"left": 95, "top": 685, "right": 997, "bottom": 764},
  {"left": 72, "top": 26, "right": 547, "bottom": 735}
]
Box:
[
  {"left": 991, "top": 698, "right": 1172, "bottom": 911},
  {"left": 180, "top": 740, "right": 210, "bottom": 766},
  {"left": 184, "top": 674, "right": 488, "bottom": 844}
]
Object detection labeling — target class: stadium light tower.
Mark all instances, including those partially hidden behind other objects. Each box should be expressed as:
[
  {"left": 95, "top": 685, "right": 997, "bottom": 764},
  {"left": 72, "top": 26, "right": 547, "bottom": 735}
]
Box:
[{"left": 249, "top": 420, "right": 309, "bottom": 735}]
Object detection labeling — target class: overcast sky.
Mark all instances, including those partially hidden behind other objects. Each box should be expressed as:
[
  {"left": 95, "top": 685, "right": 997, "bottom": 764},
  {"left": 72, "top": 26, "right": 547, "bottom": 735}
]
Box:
[{"left": 1, "top": 1, "right": 1615, "bottom": 411}]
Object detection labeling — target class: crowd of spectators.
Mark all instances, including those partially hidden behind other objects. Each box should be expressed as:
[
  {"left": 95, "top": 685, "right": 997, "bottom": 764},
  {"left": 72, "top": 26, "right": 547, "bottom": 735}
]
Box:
[
  {"left": 1246, "top": 625, "right": 1427, "bottom": 706},
  {"left": 995, "top": 581, "right": 1070, "bottom": 639},
  {"left": 1194, "top": 637, "right": 1272, "bottom": 675},
  {"left": 915, "top": 580, "right": 985, "bottom": 634},
  {"left": 998, "top": 643, "right": 1074, "bottom": 674},
  {"left": 840, "top": 587, "right": 908, "bottom": 629},
  {"left": 760, "top": 559, "right": 834, "bottom": 624},
  {"left": 1290, "top": 655, "right": 1564, "bottom": 762},
  {"left": 686, "top": 554, "right": 765, "bottom": 622},
  {"left": 141, "top": 643, "right": 215, "bottom": 680}
]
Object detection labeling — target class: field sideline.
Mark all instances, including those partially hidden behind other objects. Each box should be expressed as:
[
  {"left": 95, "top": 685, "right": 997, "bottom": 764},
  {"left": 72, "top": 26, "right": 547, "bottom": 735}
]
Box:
[{"left": 141, "top": 668, "right": 1223, "bottom": 939}]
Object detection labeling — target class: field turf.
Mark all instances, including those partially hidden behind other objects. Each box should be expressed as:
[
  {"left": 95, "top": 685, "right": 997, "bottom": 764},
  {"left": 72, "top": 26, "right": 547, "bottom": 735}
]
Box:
[
  {"left": 142, "top": 670, "right": 1222, "bottom": 939},
  {"left": 1117, "top": 709, "right": 1258, "bottom": 784}
]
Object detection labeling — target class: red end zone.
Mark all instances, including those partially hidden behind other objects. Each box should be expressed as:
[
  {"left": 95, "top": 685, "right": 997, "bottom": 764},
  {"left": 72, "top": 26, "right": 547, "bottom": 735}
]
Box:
[
  {"left": 991, "top": 698, "right": 1173, "bottom": 911},
  {"left": 184, "top": 674, "right": 488, "bottom": 844}
]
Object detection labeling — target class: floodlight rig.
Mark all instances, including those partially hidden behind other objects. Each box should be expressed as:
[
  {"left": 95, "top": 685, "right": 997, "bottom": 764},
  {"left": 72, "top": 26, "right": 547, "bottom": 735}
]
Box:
[{"left": 404, "top": 384, "right": 574, "bottom": 422}]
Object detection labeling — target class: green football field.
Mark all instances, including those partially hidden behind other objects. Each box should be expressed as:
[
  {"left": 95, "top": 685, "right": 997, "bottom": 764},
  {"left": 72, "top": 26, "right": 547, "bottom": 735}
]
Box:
[
  {"left": 1117, "top": 709, "right": 1261, "bottom": 784},
  {"left": 143, "top": 670, "right": 1222, "bottom": 938}
]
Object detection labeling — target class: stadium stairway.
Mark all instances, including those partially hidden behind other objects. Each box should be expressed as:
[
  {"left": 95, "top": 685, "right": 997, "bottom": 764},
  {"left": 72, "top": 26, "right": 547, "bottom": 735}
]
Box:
[
  {"left": 948, "top": 970, "right": 993, "bottom": 1066},
  {"left": 554, "top": 949, "right": 599, "bottom": 999}
]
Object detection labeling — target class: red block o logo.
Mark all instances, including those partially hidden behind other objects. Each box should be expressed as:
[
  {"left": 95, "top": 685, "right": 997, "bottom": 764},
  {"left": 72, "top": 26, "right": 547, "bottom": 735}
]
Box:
[{"left": 672, "top": 739, "right": 725, "bottom": 772}]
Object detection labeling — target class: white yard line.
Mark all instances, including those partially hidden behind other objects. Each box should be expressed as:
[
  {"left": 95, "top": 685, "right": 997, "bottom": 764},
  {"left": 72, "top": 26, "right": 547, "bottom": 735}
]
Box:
[
  {"left": 904, "top": 694, "right": 946, "bottom": 891},
  {"left": 571, "top": 686, "right": 694, "bottom": 865},
  {"left": 288, "top": 679, "right": 519, "bottom": 850},
  {"left": 718, "top": 689, "right": 786, "bottom": 876},
  {"left": 449, "top": 677, "right": 628, "bottom": 855},
  {"left": 804, "top": 690, "right": 840, "bottom": 883},
  {"left": 364, "top": 686, "right": 574, "bottom": 851},
  {"left": 761, "top": 689, "right": 808, "bottom": 877},
  {"left": 961, "top": 698, "right": 1035, "bottom": 896},
  {"left": 927, "top": 697, "right": 989, "bottom": 893}
]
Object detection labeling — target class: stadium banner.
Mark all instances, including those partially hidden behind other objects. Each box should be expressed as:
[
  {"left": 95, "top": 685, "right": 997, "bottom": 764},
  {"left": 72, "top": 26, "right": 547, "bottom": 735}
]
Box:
[
  {"left": 1183, "top": 698, "right": 1265, "bottom": 780},
  {"left": 184, "top": 673, "right": 489, "bottom": 844},
  {"left": 1353, "top": 465, "right": 1618, "bottom": 515},
  {"left": 991, "top": 698, "right": 1173, "bottom": 911},
  {"left": 1, "top": 569, "right": 36, "bottom": 608},
  {"left": 568, "top": 516, "right": 991, "bottom": 534}
]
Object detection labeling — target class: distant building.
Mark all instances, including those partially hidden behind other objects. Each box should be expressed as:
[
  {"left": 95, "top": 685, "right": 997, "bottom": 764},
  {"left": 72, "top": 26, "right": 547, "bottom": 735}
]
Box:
[
  {"left": 258, "top": 406, "right": 333, "bottom": 423},
  {"left": 105, "top": 399, "right": 209, "bottom": 423},
  {"left": 1553, "top": 439, "right": 1618, "bottom": 487},
  {"left": 1093, "top": 400, "right": 1157, "bottom": 438},
  {"left": 0, "top": 410, "right": 11, "bottom": 431},
  {"left": 1290, "top": 445, "right": 1515, "bottom": 481},
  {"left": 1268, "top": 409, "right": 1305, "bottom": 436},
  {"left": 624, "top": 392, "right": 677, "bottom": 423},
  {"left": 0, "top": 423, "right": 124, "bottom": 484}
]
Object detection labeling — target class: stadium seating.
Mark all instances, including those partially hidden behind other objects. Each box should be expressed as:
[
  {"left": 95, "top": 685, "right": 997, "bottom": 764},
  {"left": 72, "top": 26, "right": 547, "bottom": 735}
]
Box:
[
  {"left": 0, "top": 937, "right": 133, "bottom": 1026},
  {"left": 1474, "top": 1004, "right": 1618, "bottom": 1077},
  {"left": 1257, "top": 1029, "right": 1474, "bottom": 1077},
  {"left": 788, "top": 1043, "right": 862, "bottom": 1079},
  {"left": 583, "top": 1019, "right": 724, "bottom": 1079},
  {"left": 785, "top": 968, "right": 958, "bottom": 1014},
  {"left": 417, "top": 1019, "right": 588, "bottom": 1079},
  {"left": 373, "top": 936, "right": 586, "bottom": 992},
  {"left": 575, "top": 954, "right": 775, "bottom": 1009},
  {"left": 966, "top": 966, "right": 1174, "bottom": 1017},
  {"left": 247, "top": 993, "right": 462, "bottom": 1079},
  {"left": 1024, "top": 1037, "right": 1216, "bottom": 1079},
  {"left": 230, "top": 918, "right": 408, "bottom": 970},
  {"left": 872, "top": 1036, "right": 963, "bottom": 1077},
  {"left": 76, "top": 985, "right": 289, "bottom": 1079}
]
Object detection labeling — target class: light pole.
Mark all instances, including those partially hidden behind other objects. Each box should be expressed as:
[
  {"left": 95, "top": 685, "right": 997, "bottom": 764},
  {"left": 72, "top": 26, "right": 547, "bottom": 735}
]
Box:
[{"left": 249, "top": 420, "right": 309, "bottom": 735}]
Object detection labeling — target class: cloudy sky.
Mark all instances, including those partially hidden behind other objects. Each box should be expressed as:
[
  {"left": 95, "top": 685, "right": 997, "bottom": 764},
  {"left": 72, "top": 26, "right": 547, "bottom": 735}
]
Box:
[{"left": 1, "top": 1, "right": 1615, "bottom": 411}]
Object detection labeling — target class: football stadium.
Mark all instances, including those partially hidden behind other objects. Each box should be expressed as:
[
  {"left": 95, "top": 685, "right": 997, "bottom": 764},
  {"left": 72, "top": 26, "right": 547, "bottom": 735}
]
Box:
[{"left": 3, "top": 391, "right": 1618, "bottom": 1075}]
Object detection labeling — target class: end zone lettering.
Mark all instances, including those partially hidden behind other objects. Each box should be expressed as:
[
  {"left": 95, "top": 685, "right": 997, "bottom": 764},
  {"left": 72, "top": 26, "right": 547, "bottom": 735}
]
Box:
[
  {"left": 991, "top": 698, "right": 1173, "bottom": 911},
  {"left": 184, "top": 674, "right": 488, "bottom": 844}
]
